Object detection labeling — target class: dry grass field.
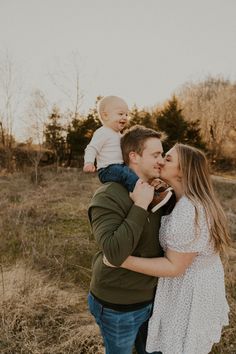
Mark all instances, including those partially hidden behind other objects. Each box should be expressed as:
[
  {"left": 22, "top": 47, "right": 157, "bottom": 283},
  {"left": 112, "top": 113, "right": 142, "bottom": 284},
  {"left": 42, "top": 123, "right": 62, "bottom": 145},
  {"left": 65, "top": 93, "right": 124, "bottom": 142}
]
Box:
[{"left": 0, "top": 168, "right": 235, "bottom": 354}]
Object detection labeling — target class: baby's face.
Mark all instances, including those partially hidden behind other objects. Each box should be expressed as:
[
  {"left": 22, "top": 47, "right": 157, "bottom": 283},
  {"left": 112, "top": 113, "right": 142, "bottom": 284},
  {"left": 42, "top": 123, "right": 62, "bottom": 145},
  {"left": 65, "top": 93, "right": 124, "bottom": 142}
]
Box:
[{"left": 103, "top": 99, "right": 129, "bottom": 132}]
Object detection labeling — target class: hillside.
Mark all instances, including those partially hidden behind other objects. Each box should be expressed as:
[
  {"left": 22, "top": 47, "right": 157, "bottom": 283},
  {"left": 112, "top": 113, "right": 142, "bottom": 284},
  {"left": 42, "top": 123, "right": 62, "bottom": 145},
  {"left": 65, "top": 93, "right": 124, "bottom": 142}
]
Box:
[{"left": 0, "top": 168, "right": 235, "bottom": 354}]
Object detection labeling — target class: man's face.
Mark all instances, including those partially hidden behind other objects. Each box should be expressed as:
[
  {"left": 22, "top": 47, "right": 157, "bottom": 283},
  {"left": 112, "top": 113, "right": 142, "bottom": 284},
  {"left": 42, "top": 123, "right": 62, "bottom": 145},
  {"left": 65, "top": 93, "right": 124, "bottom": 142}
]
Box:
[
  {"left": 102, "top": 98, "right": 129, "bottom": 132},
  {"left": 134, "top": 138, "right": 164, "bottom": 182}
]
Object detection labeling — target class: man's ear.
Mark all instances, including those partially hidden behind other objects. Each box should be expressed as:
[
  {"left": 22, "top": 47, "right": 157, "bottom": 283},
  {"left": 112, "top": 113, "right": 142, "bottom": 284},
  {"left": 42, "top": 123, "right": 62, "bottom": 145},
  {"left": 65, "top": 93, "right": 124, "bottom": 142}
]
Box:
[{"left": 129, "top": 151, "right": 138, "bottom": 164}]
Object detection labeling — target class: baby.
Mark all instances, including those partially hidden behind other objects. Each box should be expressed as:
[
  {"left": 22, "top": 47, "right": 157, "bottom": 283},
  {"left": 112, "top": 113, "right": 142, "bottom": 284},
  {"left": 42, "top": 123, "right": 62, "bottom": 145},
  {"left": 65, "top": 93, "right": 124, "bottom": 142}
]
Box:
[{"left": 83, "top": 95, "right": 172, "bottom": 211}]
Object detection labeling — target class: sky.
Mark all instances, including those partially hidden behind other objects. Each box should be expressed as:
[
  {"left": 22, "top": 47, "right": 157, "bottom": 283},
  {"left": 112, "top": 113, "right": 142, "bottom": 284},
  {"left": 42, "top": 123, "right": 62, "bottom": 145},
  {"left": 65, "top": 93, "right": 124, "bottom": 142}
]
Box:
[{"left": 0, "top": 0, "right": 236, "bottom": 140}]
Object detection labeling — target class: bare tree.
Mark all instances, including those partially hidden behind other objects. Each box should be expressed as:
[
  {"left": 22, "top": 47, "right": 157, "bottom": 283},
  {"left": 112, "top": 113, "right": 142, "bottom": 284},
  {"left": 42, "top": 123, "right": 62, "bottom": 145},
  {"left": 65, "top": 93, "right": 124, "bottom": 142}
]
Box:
[
  {"left": 178, "top": 77, "right": 236, "bottom": 158},
  {"left": 48, "top": 53, "right": 84, "bottom": 121},
  {"left": 0, "top": 50, "right": 22, "bottom": 148},
  {"left": 25, "top": 89, "right": 49, "bottom": 184}
]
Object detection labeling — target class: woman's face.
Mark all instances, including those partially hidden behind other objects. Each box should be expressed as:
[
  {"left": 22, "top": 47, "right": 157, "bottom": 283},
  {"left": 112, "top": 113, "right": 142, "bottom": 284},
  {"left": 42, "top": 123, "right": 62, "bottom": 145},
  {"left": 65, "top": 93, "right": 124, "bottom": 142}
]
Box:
[{"left": 160, "top": 147, "right": 181, "bottom": 185}]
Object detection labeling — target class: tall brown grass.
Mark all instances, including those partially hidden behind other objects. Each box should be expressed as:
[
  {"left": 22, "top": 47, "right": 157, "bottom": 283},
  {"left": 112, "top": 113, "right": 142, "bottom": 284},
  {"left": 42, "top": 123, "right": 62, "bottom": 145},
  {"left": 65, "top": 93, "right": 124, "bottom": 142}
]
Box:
[
  {"left": 0, "top": 168, "right": 235, "bottom": 353},
  {"left": 0, "top": 264, "right": 104, "bottom": 353}
]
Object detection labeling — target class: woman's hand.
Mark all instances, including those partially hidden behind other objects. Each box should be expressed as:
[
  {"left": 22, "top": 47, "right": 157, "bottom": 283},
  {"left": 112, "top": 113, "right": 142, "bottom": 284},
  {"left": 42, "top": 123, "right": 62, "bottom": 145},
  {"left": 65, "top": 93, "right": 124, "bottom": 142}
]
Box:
[
  {"left": 103, "top": 255, "right": 117, "bottom": 268},
  {"left": 129, "top": 179, "right": 154, "bottom": 210}
]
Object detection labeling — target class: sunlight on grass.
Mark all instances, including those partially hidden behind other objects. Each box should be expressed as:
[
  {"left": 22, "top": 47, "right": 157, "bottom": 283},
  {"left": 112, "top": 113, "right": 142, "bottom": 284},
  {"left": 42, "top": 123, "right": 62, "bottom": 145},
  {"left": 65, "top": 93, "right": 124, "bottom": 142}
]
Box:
[{"left": 0, "top": 168, "right": 235, "bottom": 353}]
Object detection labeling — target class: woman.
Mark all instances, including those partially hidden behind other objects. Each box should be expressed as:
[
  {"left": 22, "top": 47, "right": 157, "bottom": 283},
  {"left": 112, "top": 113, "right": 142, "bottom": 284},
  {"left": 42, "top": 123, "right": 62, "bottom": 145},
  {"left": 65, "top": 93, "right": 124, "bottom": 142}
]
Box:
[{"left": 104, "top": 143, "right": 230, "bottom": 354}]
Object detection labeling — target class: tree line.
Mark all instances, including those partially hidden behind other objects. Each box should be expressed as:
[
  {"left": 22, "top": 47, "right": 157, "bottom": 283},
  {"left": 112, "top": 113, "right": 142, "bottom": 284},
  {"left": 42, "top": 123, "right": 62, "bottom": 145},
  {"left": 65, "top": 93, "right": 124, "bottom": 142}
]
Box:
[{"left": 0, "top": 77, "right": 235, "bottom": 177}]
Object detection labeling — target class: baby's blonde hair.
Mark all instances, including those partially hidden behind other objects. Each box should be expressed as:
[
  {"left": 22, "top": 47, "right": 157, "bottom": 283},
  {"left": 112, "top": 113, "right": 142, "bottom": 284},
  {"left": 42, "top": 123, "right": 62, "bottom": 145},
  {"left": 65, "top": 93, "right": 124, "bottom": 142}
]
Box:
[{"left": 97, "top": 96, "right": 125, "bottom": 123}]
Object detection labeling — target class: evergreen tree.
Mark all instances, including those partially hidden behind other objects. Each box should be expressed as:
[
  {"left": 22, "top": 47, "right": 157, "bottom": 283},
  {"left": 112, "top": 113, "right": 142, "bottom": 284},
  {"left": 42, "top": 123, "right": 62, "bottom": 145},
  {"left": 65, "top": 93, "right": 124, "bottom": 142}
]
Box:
[
  {"left": 129, "top": 106, "right": 156, "bottom": 129},
  {"left": 66, "top": 101, "right": 101, "bottom": 165},
  {"left": 156, "top": 96, "right": 205, "bottom": 151},
  {"left": 44, "top": 106, "right": 66, "bottom": 166}
]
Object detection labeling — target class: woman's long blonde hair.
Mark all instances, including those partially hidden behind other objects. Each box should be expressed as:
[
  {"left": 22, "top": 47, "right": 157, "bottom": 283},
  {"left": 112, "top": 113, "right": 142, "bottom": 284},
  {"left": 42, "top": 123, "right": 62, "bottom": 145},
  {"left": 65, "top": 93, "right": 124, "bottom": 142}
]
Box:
[{"left": 175, "top": 143, "right": 231, "bottom": 255}]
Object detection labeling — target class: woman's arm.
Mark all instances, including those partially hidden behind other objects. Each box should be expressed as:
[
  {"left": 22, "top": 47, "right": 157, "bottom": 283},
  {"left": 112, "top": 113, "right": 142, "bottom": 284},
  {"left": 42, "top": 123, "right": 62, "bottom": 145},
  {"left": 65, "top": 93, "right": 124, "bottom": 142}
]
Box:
[{"left": 120, "top": 249, "right": 197, "bottom": 277}]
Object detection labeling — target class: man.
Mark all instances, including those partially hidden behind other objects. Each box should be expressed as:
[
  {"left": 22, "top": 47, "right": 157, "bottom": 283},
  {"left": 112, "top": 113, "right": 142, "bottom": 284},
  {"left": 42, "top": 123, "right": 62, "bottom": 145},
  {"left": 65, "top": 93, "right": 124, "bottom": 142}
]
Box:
[{"left": 88, "top": 125, "right": 165, "bottom": 354}]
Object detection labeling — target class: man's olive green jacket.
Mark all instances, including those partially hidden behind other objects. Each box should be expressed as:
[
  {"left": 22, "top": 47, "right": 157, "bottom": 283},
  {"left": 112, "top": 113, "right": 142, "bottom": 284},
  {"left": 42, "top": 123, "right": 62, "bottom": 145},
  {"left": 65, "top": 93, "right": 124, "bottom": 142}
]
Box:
[{"left": 88, "top": 182, "right": 163, "bottom": 304}]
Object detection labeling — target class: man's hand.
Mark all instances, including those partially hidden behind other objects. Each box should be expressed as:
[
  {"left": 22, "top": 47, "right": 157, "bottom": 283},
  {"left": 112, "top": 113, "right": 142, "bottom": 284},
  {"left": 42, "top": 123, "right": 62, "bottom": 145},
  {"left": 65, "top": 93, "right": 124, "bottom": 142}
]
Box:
[
  {"left": 83, "top": 163, "right": 96, "bottom": 173},
  {"left": 103, "top": 255, "right": 117, "bottom": 267},
  {"left": 129, "top": 179, "right": 154, "bottom": 210}
]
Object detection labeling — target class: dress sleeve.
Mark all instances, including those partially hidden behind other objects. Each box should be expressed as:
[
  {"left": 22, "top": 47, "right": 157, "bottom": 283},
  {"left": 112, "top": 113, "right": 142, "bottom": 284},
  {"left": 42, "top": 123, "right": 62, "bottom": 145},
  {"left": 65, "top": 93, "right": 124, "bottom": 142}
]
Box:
[{"left": 165, "top": 197, "right": 209, "bottom": 253}]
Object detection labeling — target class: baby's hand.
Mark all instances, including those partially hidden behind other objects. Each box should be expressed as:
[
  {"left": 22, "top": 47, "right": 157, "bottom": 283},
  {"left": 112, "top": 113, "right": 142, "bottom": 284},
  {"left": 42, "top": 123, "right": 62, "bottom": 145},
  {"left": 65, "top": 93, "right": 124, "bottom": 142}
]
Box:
[
  {"left": 130, "top": 179, "right": 154, "bottom": 210},
  {"left": 83, "top": 163, "right": 96, "bottom": 173}
]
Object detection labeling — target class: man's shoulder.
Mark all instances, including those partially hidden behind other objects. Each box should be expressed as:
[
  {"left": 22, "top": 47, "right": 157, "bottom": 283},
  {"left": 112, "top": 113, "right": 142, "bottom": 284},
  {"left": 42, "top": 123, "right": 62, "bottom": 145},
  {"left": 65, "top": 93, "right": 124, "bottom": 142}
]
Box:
[
  {"left": 87, "top": 183, "right": 132, "bottom": 222},
  {"left": 88, "top": 182, "right": 131, "bottom": 211},
  {"left": 93, "top": 182, "right": 128, "bottom": 199}
]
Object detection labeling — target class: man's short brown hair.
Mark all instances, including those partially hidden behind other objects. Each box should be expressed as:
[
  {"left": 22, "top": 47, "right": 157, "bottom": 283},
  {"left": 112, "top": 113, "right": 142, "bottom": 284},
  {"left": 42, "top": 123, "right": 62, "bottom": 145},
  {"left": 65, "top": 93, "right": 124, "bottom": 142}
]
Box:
[{"left": 121, "top": 125, "right": 162, "bottom": 165}]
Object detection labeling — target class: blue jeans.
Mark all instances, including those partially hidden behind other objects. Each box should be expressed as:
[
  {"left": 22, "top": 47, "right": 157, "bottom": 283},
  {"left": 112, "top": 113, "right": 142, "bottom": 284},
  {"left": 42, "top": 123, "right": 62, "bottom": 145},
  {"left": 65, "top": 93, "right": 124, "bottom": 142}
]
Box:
[
  {"left": 88, "top": 293, "right": 161, "bottom": 354},
  {"left": 98, "top": 163, "right": 138, "bottom": 192}
]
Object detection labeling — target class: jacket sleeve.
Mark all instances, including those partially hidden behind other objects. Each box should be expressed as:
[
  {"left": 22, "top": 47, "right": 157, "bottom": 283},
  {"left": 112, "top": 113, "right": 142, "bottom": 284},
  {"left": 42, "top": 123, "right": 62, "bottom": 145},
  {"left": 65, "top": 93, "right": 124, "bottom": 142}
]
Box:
[{"left": 88, "top": 187, "right": 149, "bottom": 266}]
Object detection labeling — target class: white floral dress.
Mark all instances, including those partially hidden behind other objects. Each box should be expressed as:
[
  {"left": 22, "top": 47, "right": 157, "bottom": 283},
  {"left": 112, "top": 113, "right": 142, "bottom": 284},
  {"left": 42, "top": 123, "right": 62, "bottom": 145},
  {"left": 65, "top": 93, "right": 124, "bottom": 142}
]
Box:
[{"left": 146, "top": 196, "right": 229, "bottom": 354}]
